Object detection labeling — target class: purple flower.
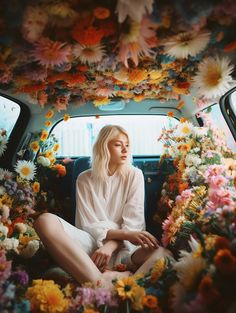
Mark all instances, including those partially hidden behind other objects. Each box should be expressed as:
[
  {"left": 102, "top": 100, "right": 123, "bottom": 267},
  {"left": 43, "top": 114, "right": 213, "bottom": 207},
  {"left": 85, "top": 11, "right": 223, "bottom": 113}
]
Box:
[
  {"left": 77, "top": 287, "right": 95, "bottom": 305},
  {"left": 94, "top": 288, "right": 113, "bottom": 306},
  {"left": 10, "top": 270, "right": 29, "bottom": 285}
]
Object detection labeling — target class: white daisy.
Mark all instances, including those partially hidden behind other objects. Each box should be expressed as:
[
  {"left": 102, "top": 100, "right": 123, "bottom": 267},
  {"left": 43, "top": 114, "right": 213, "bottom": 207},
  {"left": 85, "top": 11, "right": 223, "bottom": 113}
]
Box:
[
  {"left": 73, "top": 44, "right": 105, "bottom": 65},
  {"left": 14, "top": 160, "right": 36, "bottom": 180},
  {"left": 193, "top": 56, "right": 235, "bottom": 99},
  {"left": 0, "top": 134, "right": 8, "bottom": 157},
  {"left": 116, "top": 0, "right": 154, "bottom": 23},
  {"left": 175, "top": 121, "right": 194, "bottom": 138},
  {"left": 163, "top": 31, "right": 210, "bottom": 59}
]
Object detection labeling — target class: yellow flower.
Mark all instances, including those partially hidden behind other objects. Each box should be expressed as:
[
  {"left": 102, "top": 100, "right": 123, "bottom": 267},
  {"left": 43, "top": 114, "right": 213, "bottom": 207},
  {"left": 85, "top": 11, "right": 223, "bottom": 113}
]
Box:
[
  {"left": 151, "top": 258, "right": 166, "bottom": 283},
  {"left": 30, "top": 141, "right": 40, "bottom": 152},
  {"left": 40, "top": 130, "right": 49, "bottom": 142},
  {"left": 45, "top": 150, "right": 54, "bottom": 159},
  {"left": 133, "top": 94, "right": 144, "bottom": 102},
  {"left": 45, "top": 110, "right": 54, "bottom": 119},
  {"left": 26, "top": 279, "right": 69, "bottom": 313},
  {"left": 128, "top": 69, "right": 148, "bottom": 84},
  {"left": 115, "top": 276, "right": 139, "bottom": 300},
  {"left": 53, "top": 143, "right": 60, "bottom": 152},
  {"left": 131, "top": 285, "right": 146, "bottom": 311},
  {"left": 0, "top": 195, "right": 13, "bottom": 207},
  {"left": 44, "top": 120, "right": 52, "bottom": 127},
  {"left": 63, "top": 114, "right": 70, "bottom": 121},
  {"left": 93, "top": 97, "right": 110, "bottom": 106},
  {"left": 32, "top": 181, "right": 40, "bottom": 193}
]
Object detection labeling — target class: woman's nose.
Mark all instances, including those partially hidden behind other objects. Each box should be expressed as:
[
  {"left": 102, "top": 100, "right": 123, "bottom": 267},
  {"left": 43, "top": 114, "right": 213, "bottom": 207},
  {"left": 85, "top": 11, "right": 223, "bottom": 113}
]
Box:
[{"left": 122, "top": 145, "right": 127, "bottom": 152}]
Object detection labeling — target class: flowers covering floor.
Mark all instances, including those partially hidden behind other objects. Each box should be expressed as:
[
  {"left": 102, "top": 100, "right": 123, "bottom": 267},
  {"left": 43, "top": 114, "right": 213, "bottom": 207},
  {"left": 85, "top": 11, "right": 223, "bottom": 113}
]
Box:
[{"left": 0, "top": 114, "right": 236, "bottom": 313}]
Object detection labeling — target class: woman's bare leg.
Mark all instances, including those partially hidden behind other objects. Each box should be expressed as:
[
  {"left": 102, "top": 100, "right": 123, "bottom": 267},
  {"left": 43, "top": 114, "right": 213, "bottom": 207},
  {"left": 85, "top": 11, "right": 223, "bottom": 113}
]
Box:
[
  {"left": 133, "top": 246, "right": 172, "bottom": 275},
  {"left": 34, "top": 213, "right": 101, "bottom": 284}
]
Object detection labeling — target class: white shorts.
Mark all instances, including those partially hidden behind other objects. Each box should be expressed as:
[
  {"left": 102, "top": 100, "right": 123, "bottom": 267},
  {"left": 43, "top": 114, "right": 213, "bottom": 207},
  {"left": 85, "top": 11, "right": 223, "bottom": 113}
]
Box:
[
  {"left": 57, "top": 216, "right": 97, "bottom": 255},
  {"left": 56, "top": 216, "right": 137, "bottom": 268}
]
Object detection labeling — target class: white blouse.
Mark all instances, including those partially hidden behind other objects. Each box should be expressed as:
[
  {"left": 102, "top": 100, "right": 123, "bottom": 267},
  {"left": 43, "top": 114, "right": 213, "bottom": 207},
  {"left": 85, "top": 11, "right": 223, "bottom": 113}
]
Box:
[{"left": 75, "top": 166, "right": 145, "bottom": 252}]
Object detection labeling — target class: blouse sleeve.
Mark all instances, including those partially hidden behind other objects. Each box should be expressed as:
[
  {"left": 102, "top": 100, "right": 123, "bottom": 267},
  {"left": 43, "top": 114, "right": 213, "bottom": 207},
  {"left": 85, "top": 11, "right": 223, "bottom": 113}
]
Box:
[
  {"left": 75, "top": 173, "right": 119, "bottom": 247},
  {"left": 121, "top": 168, "right": 145, "bottom": 232}
]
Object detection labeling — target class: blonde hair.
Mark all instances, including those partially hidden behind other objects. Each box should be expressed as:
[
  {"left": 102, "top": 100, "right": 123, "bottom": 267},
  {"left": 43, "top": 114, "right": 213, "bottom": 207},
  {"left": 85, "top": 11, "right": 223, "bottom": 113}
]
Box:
[{"left": 91, "top": 125, "right": 132, "bottom": 181}]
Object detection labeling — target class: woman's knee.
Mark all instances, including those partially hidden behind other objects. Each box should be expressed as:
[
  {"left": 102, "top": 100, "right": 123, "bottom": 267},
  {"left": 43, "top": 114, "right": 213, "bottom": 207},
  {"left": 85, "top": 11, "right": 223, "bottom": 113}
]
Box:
[{"left": 34, "top": 213, "right": 61, "bottom": 236}]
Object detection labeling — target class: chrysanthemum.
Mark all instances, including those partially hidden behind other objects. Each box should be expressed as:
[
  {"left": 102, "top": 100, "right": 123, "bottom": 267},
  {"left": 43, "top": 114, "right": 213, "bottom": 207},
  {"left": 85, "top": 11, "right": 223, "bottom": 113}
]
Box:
[
  {"left": 116, "top": 0, "right": 154, "bottom": 23},
  {"left": 14, "top": 160, "right": 36, "bottom": 181},
  {"left": 73, "top": 44, "right": 105, "bottom": 64},
  {"left": 193, "top": 56, "right": 235, "bottom": 99},
  {"left": 0, "top": 168, "right": 13, "bottom": 180},
  {"left": 26, "top": 279, "right": 69, "bottom": 312},
  {"left": 96, "top": 87, "right": 115, "bottom": 97},
  {"left": 163, "top": 31, "right": 210, "bottom": 59},
  {"left": 32, "top": 37, "right": 71, "bottom": 68},
  {"left": 0, "top": 134, "right": 8, "bottom": 157}
]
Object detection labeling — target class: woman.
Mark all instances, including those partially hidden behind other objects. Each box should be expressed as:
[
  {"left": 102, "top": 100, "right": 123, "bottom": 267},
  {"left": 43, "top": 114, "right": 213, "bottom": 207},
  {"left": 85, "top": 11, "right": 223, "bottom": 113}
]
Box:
[{"left": 34, "top": 125, "right": 169, "bottom": 285}]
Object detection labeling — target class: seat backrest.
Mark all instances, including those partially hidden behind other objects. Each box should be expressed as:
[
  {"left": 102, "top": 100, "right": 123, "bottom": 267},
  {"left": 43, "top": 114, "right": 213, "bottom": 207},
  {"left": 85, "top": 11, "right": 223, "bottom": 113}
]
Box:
[{"left": 70, "top": 157, "right": 91, "bottom": 224}]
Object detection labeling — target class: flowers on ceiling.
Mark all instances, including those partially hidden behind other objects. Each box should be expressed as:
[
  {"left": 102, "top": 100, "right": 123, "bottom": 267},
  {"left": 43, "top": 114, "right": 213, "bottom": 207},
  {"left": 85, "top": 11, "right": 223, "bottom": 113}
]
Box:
[
  {"left": 193, "top": 56, "right": 235, "bottom": 99},
  {"left": 163, "top": 31, "right": 211, "bottom": 59},
  {"left": 0, "top": 0, "right": 235, "bottom": 109}
]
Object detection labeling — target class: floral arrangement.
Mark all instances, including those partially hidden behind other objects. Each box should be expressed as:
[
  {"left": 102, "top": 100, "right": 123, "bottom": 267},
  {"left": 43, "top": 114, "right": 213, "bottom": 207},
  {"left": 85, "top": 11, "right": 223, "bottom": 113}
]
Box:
[
  {"left": 0, "top": 0, "right": 235, "bottom": 110},
  {"left": 156, "top": 113, "right": 236, "bottom": 253}
]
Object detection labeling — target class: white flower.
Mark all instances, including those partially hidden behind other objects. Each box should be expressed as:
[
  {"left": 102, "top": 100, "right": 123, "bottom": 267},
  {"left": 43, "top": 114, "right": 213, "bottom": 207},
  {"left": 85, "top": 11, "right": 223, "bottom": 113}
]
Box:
[
  {"left": 193, "top": 56, "right": 235, "bottom": 99},
  {"left": 14, "top": 223, "right": 27, "bottom": 234},
  {"left": 73, "top": 44, "right": 105, "bottom": 64},
  {"left": 0, "top": 134, "right": 8, "bottom": 157},
  {"left": 192, "top": 127, "right": 208, "bottom": 137},
  {"left": 0, "top": 204, "right": 10, "bottom": 219},
  {"left": 175, "top": 122, "right": 194, "bottom": 138},
  {"left": 37, "top": 156, "right": 51, "bottom": 167},
  {"left": 116, "top": 0, "right": 154, "bottom": 23},
  {"left": 185, "top": 154, "right": 202, "bottom": 167},
  {"left": 0, "top": 222, "right": 9, "bottom": 236},
  {"left": 19, "top": 240, "right": 40, "bottom": 258},
  {"left": 163, "top": 31, "right": 210, "bottom": 59},
  {"left": 14, "top": 160, "right": 36, "bottom": 180},
  {"left": 0, "top": 238, "right": 19, "bottom": 251}
]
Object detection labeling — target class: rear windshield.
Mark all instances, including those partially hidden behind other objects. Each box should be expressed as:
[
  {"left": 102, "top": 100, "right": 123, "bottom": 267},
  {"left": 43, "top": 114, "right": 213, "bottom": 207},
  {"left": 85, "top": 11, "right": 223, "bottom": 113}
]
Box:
[{"left": 51, "top": 115, "right": 179, "bottom": 157}]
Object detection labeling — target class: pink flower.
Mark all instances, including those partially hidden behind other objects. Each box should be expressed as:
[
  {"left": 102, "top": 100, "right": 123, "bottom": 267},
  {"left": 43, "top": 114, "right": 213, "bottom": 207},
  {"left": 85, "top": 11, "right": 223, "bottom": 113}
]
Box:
[
  {"left": 209, "top": 175, "right": 227, "bottom": 189},
  {"left": 31, "top": 37, "right": 71, "bottom": 68}
]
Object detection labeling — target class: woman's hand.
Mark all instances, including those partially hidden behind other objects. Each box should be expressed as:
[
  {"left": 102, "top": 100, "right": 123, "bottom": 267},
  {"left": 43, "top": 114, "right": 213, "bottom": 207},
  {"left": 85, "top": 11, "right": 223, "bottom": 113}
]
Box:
[
  {"left": 91, "top": 240, "right": 119, "bottom": 272},
  {"left": 126, "top": 231, "right": 159, "bottom": 249}
]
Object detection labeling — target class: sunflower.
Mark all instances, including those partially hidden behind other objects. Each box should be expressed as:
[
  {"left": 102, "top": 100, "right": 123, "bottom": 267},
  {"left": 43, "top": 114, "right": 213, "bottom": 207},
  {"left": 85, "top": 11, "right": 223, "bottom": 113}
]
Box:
[
  {"left": 115, "top": 276, "right": 139, "bottom": 300},
  {"left": 163, "top": 31, "right": 210, "bottom": 59},
  {"left": 193, "top": 56, "right": 234, "bottom": 99},
  {"left": 14, "top": 160, "right": 36, "bottom": 181}
]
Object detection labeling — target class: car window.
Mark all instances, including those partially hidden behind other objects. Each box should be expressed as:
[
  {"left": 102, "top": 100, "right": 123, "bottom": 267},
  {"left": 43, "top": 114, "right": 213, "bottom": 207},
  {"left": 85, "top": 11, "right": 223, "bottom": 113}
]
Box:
[
  {"left": 0, "top": 96, "right": 21, "bottom": 137},
  {"left": 202, "top": 103, "right": 236, "bottom": 152},
  {"left": 51, "top": 115, "right": 180, "bottom": 157}
]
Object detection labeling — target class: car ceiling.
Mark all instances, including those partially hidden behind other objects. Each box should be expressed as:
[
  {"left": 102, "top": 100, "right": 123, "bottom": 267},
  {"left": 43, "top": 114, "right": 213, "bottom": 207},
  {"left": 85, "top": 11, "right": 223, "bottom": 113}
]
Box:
[{"left": 0, "top": 0, "right": 235, "bottom": 115}]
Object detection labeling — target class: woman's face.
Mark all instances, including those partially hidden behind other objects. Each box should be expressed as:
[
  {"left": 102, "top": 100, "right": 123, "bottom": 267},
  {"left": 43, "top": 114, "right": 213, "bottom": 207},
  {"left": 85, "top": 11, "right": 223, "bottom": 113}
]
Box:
[{"left": 108, "top": 133, "right": 130, "bottom": 168}]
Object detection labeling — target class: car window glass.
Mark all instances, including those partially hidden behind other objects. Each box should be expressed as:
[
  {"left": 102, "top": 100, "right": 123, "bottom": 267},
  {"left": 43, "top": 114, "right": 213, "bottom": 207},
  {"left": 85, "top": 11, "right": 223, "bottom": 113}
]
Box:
[
  {"left": 203, "top": 104, "right": 236, "bottom": 152},
  {"left": 51, "top": 115, "right": 180, "bottom": 157},
  {"left": 0, "top": 96, "right": 21, "bottom": 138}
]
